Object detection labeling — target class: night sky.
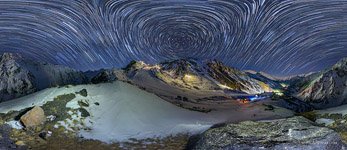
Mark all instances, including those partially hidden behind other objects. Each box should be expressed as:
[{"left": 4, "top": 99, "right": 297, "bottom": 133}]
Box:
[{"left": 0, "top": 0, "right": 347, "bottom": 76}]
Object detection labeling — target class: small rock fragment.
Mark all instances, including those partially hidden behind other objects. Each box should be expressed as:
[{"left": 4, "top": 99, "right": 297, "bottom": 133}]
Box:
[
  {"left": 39, "top": 132, "right": 47, "bottom": 140},
  {"left": 46, "top": 115, "right": 56, "bottom": 122},
  {"left": 15, "top": 140, "right": 25, "bottom": 146}
]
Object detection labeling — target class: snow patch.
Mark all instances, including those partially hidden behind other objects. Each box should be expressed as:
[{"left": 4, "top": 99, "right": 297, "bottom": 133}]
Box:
[
  {"left": 6, "top": 120, "right": 24, "bottom": 129},
  {"left": 315, "top": 118, "right": 335, "bottom": 126}
]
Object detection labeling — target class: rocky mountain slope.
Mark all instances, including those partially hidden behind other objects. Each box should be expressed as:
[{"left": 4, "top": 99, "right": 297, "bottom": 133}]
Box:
[
  {"left": 0, "top": 53, "right": 87, "bottom": 102},
  {"left": 245, "top": 70, "right": 283, "bottom": 90},
  {"left": 93, "top": 59, "right": 273, "bottom": 94},
  {"left": 295, "top": 57, "right": 347, "bottom": 109}
]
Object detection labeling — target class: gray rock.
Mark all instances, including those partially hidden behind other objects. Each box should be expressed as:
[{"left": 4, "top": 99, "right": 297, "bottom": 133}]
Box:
[
  {"left": 191, "top": 116, "right": 345, "bottom": 150},
  {"left": 91, "top": 69, "right": 118, "bottom": 84}
]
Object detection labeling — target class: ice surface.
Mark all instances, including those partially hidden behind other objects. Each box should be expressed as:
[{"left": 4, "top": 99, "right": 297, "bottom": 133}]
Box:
[{"left": 77, "top": 82, "right": 221, "bottom": 142}]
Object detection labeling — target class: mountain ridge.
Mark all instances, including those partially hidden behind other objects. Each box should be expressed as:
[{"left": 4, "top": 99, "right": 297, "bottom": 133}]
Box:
[
  {"left": 0, "top": 52, "right": 88, "bottom": 102},
  {"left": 295, "top": 57, "right": 347, "bottom": 109}
]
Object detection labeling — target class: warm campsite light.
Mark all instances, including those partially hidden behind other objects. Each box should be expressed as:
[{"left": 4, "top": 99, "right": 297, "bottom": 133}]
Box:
[
  {"left": 183, "top": 74, "right": 196, "bottom": 82},
  {"left": 280, "top": 83, "right": 288, "bottom": 88},
  {"left": 218, "top": 84, "right": 231, "bottom": 89},
  {"left": 273, "top": 89, "right": 284, "bottom": 96}
]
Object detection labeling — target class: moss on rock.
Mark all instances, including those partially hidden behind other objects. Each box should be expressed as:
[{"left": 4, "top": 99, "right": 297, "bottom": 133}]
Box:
[{"left": 41, "top": 93, "right": 76, "bottom": 121}]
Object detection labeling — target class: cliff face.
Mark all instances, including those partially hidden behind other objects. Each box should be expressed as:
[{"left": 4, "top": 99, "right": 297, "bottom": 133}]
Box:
[
  {"left": 0, "top": 53, "right": 87, "bottom": 102},
  {"left": 296, "top": 58, "right": 347, "bottom": 109}
]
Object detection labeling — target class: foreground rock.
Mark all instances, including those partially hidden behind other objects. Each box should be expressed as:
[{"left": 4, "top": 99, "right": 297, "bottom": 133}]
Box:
[
  {"left": 20, "top": 106, "right": 46, "bottom": 128},
  {"left": 191, "top": 116, "right": 345, "bottom": 150}
]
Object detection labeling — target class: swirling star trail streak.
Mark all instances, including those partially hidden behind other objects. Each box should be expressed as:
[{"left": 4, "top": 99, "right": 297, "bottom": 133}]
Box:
[{"left": 0, "top": 0, "right": 347, "bottom": 76}]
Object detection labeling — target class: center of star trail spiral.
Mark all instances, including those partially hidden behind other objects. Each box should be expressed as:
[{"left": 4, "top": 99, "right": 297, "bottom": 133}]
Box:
[{"left": 0, "top": 0, "right": 347, "bottom": 76}]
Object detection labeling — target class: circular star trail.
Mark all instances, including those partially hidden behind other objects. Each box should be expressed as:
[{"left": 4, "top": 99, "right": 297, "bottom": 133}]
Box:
[{"left": 0, "top": 0, "right": 347, "bottom": 76}]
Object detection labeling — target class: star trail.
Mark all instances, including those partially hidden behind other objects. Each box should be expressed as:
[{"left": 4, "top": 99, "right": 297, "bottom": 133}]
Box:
[{"left": 0, "top": 0, "right": 347, "bottom": 76}]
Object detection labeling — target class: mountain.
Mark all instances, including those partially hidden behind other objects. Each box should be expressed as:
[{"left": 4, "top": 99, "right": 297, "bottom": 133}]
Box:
[
  {"left": 295, "top": 57, "right": 347, "bottom": 109},
  {"left": 96, "top": 59, "right": 273, "bottom": 93},
  {"left": 0, "top": 53, "right": 87, "bottom": 102},
  {"left": 245, "top": 71, "right": 283, "bottom": 89},
  {"left": 205, "top": 60, "right": 270, "bottom": 94},
  {"left": 286, "top": 72, "right": 322, "bottom": 94},
  {"left": 91, "top": 59, "right": 274, "bottom": 111}
]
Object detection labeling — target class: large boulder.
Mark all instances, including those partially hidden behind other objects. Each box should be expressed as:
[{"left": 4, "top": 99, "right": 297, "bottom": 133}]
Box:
[
  {"left": 20, "top": 106, "right": 46, "bottom": 128},
  {"left": 191, "top": 116, "right": 345, "bottom": 150}
]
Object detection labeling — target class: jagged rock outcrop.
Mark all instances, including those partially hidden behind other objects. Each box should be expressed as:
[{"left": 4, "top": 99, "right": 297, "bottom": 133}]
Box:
[
  {"left": 0, "top": 53, "right": 87, "bottom": 102},
  {"left": 191, "top": 116, "right": 345, "bottom": 150},
  {"left": 296, "top": 57, "right": 347, "bottom": 109},
  {"left": 91, "top": 69, "right": 118, "bottom": 84},
  {"left": 206, "top": 60, "right": 270, "bottom": 94},
  {"left": 90, "top": 69, "right": 127, "bottom": 84}
]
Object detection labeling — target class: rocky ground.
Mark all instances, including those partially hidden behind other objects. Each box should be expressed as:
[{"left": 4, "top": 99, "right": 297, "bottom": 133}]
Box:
[
  {"left": 0, "top": 123, "right": 190, "bottom": 150},
  {"left": 0, "top": 125, "right": 26, "bottom": 150},
  {"left": 190, "top": 116, "right": 345, "bottom": 150},
  {"left": 300, "top": 108, "right": 347, "bottom": 144}
]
